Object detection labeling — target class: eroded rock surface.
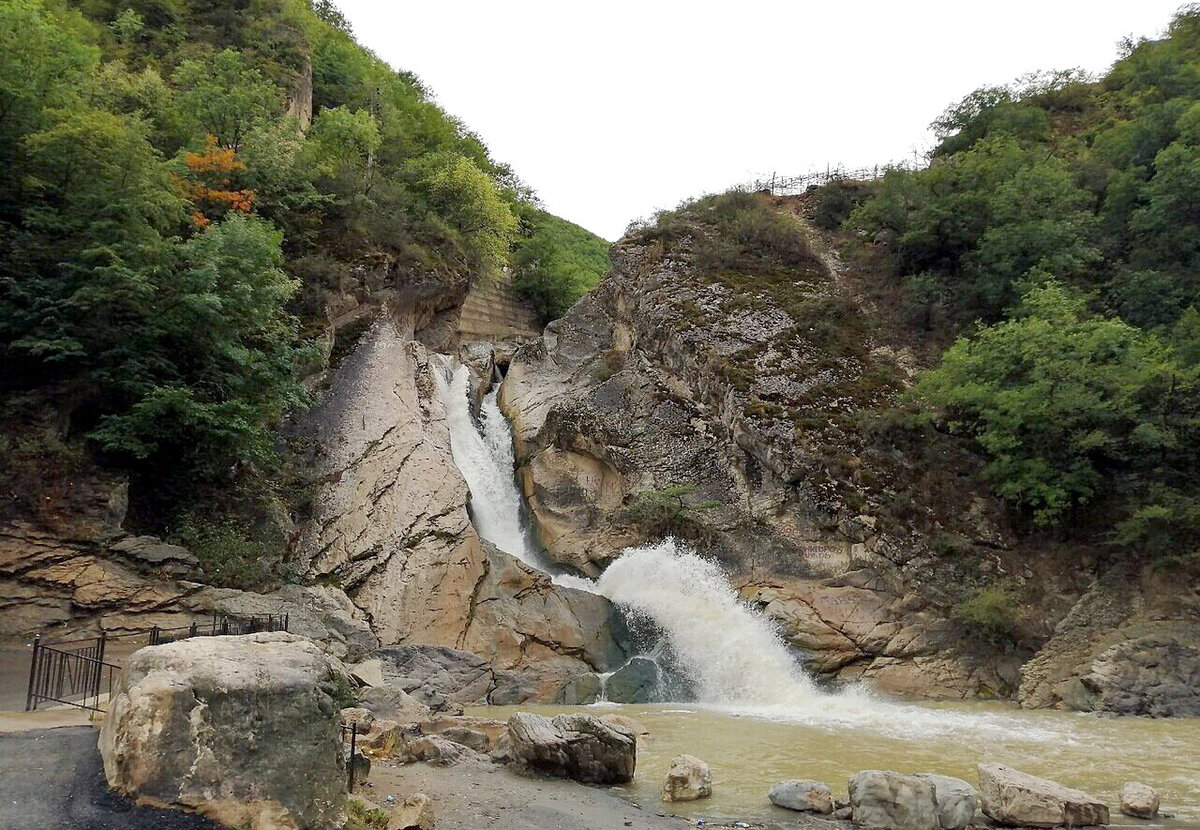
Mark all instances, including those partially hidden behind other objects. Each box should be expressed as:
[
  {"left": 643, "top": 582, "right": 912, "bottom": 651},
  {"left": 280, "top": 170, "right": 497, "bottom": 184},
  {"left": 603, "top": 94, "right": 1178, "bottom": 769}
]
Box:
[
  {"left": 978, "top": 764, "right": 1109, "bottom": 828},
  {"left": 507, "top": 711, "right": 636, "bottom": 784},
  {"left": 99, "top": 632, "right": 347, "bottom": 830},
  {"left": 849, "top": 770, "right": 939, "bottom": 830},
  {"left": 498, "top": 231, "right": 1017, "bottom": 699}
]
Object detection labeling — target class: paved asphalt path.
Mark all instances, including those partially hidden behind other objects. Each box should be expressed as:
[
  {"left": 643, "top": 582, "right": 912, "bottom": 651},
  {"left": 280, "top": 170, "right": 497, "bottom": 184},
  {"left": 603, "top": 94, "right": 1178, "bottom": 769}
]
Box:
[{"left": 0, "top": 727, "right": 223, "bottom": 830}]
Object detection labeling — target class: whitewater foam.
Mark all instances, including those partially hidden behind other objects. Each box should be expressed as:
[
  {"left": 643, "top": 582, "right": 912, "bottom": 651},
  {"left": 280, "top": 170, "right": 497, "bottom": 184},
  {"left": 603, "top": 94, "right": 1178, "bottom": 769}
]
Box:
[{"left": 574, "top": 538, "right": 1077, "bottom": 742}]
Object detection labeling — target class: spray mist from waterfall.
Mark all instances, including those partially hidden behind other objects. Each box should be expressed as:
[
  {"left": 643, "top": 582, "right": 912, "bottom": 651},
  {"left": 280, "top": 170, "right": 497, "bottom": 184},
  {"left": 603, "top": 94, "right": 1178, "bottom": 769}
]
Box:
[{"left": 436, "top": 362, "right": 541, "bottom": 568}]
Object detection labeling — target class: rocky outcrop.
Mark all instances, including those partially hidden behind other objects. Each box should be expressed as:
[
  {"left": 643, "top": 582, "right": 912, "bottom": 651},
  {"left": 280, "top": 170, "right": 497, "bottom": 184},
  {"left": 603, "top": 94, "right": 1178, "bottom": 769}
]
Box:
[
  {"left": 978, "top": 764, "right": 1109, "bottom": 828},
  {"left": 1018, "top": 563, "right": 1200, "bottom": 716},
  {"left": 497, "top": 206, "right": 1200, "bottom": 711},
  {"left": 848, "top": 770, "right": 940, "bottom": 830},
  {"left": 497, "top": 231, "right": 1020, "bottom": 699},
  {"left": 768, "top": 780, "right": 833, "bottom": 814},
  {"left": 291, "top": 318, "right": 628, "bottom": 701},
  {"left": 661, "top": 754, "right": 712, "bottom": 802},
  {"left": 507, "top": 712, "right": 637, "bottom": 784},
  {"left": 99, "top": 632, "right": 348, "bottom": 830}
]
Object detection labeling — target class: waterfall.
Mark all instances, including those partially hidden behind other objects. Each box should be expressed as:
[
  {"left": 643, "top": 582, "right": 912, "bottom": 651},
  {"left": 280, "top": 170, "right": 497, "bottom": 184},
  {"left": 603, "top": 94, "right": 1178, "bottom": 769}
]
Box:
[
  {"left": 437, "top": 362, "right": 542, "bottom": 568},
  {"left": 572, "top": 538, "right": 1061, "bottom": 739}
]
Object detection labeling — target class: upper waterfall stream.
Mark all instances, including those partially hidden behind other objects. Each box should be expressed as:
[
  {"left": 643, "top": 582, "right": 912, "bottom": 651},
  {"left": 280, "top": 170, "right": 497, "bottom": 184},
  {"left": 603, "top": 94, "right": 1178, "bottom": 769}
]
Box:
[{"left": 437, "top": 361, "right": 544, "bottom": 569}]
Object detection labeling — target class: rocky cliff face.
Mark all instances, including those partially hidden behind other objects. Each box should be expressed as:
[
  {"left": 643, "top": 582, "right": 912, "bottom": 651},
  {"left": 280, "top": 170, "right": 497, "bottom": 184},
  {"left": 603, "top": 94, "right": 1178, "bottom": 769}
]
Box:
[
  {"left": 291, "top": 313, "right": 628, "bottom": 699},
  {"left": 498, "top": 200, "right": 1199, "bottom": 708}
]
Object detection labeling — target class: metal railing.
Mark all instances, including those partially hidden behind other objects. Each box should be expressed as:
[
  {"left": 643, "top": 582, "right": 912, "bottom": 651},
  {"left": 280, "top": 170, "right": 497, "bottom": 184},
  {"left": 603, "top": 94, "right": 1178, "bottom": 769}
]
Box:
[
  {"left": 745, "top": 160, "right": 924, "bottom": 195},
  {"left": 25, "top": 634, "right": 120, "bottom": 712},
  {"left": 146, "top": 613, "right": 290, "bottom": 646},
  {"left": 25, "top": 612, "right": 290, "bottom": 712}
]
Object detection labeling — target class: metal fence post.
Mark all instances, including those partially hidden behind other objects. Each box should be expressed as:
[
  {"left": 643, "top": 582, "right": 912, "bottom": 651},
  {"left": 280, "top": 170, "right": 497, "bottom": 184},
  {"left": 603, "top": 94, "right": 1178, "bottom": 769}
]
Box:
[{"left": 25, "top": 635, "right": 41, "bottom": 711}]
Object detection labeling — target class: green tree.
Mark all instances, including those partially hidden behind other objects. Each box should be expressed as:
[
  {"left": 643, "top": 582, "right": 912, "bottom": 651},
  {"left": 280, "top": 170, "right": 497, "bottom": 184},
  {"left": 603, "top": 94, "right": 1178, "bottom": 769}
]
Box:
[
  {"left": 91, "top": 214, "right": 308, "bottom": 474},
  {"left": 172, "top": 48, "right": 281, "bottom": 150},
  {"left": 910, "top": 283, "right": 1188, "bottom": 533},
  {"left": 416, "top": 153, "right": 517, "bottom": 274}
]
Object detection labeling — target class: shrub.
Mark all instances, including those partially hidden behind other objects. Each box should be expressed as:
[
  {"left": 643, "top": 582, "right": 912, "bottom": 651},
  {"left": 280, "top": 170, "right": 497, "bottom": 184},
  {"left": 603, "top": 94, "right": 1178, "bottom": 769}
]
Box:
[{"left": 953, "top": 581, "right": 1020, "bottom": 642}]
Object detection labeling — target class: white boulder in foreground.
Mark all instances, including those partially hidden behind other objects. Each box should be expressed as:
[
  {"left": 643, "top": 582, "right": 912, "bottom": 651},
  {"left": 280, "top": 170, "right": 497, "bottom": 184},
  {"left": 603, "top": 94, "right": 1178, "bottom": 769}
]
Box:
[
  {"left": 507, "top": 711, "right": 636, "bottom": 784},
  {"left": 768, "top": 779, "right": 833, "bottom": 814},
  {"left": 1119, "top": 781, "right": 1160, "bottom": 819},
  {"left": 978, "top": 764, "right": 1109, "bottom": 828},
  {"left": 99, "top": 632, "right": 348, "bottom": 830},
  {"left": 661, "top": 754, "right": 712, "bottom": 802},
  {"left": 848, "top": 770, "right": 939, "bottom": 830}
]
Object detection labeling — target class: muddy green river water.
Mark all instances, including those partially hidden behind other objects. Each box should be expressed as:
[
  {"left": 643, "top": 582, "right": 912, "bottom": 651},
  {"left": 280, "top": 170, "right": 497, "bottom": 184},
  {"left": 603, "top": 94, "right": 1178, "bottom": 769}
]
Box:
[{"left": 472, "top": 701, "right": 1200, "bottom": 826}]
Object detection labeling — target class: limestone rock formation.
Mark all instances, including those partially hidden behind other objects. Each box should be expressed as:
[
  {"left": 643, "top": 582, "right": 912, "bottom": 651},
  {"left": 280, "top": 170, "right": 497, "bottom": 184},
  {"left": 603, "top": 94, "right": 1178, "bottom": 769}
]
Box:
[
  {"left": 661, "top": 754, "right": 712, "bottom": 802},
  {"left": 497, "top": 236, "right": 1017, "bottom": 699},
  {"left": 99, "top": 632, "right": 348, "bottom": 830},
  {"left": 767, "top": 779, "right": 833, "bottom": 814},
  {"left": 1018, "top": 564, "right": 1200, "bottom": 716},
  {"left": 914, "top": 773, "right": 978, "bottom": 830},
  {"left": 977, "top": 764, "right": 1109, "bottom": 828},
  {"left": 848, "top": 770, "right": 940, "bottom": 830},
  {"left": 507, "top": 711, "right": 636, "bottom": 784},
  {"left": 291, "top": 318, "right": 629, "bottom": 702}
]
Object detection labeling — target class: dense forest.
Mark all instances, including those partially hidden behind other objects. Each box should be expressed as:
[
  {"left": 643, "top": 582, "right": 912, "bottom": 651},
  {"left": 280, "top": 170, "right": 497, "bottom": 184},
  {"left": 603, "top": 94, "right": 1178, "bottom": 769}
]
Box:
[
  {"left": 836, "top": 6, "right": 1200, "bottom": 560},
  {"left": 0, "top": 0, "right": 607, "bottom": 567}
]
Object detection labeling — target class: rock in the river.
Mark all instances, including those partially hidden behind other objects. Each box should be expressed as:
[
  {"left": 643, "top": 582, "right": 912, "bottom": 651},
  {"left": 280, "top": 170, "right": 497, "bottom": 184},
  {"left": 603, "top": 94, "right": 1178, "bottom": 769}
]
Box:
[
  {"left": 848, "top": 770, "right": 939, "bottom": 830},
  {"left": 915, "top": 773, "right": 978, "bottom": 830},
  {"left": 507, "top": 711, "right": 636, "bottom": 784},
  {"left": 768, "top": 779, "right": 833, "bottom": 814},
  {"left": 98, "top": 632, "right": 346, "bottom": 830},
  {"left": 1119, "top": 782, "right": 1160, "bottom": 819},
  {"left": 661, "top": 755, "right": 712, "bottom": 802},
  {"left": 556, "top": 672, "right": 601, "bottom": 704},
  {"left": 605, "top": 656, "right": 659, "bottom": 703},
  {"left": 387, "top": 793, "right": 435, "bottom": 830},
  {"left": 978, "top": 764, "right": 1109, "bottom": 828}
]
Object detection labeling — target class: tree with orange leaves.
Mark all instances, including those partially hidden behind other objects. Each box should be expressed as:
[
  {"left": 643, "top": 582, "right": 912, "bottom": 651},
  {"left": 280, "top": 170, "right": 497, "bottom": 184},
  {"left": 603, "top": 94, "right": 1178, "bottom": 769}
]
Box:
[{"left": 177, "top": 134, "right": 256, "bottom": 226}]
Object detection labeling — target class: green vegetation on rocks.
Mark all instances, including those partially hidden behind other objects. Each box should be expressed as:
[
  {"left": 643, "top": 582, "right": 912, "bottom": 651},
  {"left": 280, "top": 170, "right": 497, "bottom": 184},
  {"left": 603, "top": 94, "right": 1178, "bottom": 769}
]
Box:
[{"left": 847, "top": 7, "right": 1200, "bottom": 557}]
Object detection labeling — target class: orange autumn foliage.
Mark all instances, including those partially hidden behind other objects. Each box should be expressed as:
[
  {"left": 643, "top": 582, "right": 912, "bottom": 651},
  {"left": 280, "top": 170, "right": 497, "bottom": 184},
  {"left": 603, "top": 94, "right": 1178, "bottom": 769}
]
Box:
[{"left": 177, "top": 135, "right": 256, "bottom": 226}]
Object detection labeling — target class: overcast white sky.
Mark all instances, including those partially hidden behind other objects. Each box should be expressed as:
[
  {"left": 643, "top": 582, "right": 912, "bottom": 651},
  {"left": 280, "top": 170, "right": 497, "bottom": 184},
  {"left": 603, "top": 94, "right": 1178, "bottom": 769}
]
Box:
[{"left": 337, "top": 1, "right": 1184, "bottom": 240}]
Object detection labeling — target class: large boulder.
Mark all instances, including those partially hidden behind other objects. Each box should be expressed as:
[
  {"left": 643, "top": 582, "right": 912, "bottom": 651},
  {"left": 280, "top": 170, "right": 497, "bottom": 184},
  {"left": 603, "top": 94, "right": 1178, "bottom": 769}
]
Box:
[
  {"left": 848, "top": 770, "right": 940, "bottom": 830},
  {"left": 768, "top": 779, "right": 833, "bottom": 814},
  {"left": 1119, "top": 782, "right": 1159, "bottom": 820},
  {"left": 915, "top": 774, "right": 978, "bottom": 830},
  {"left": 661, "top": 754, "right": 712, "bottom": 802},
  {"left": 978, "top": 764, "right": 1109, "bottom": 828},
  {"left": 507, "top": 711, "right": 636, "bottom": 784},
  {"left": 98, "top": 632, "right": 348, "bottom": 830}
]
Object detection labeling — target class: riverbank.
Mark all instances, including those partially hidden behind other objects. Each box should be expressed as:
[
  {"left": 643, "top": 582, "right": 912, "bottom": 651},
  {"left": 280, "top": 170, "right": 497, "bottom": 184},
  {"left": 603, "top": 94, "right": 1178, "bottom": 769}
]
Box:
[{"left": 470, "top": 702, "right": 1200, "bottom": 827}]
